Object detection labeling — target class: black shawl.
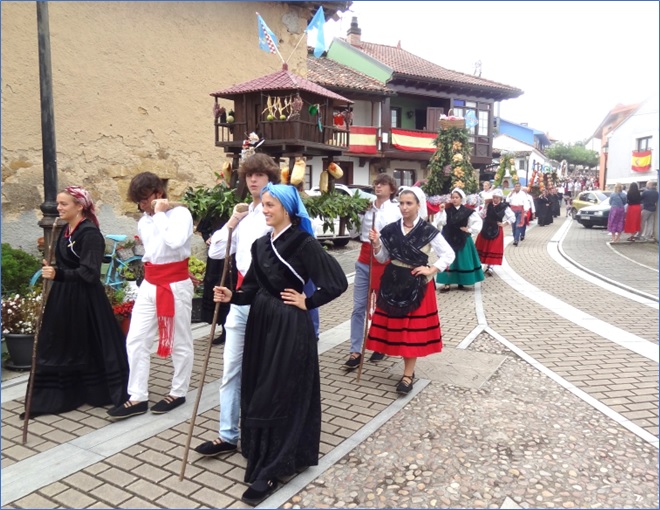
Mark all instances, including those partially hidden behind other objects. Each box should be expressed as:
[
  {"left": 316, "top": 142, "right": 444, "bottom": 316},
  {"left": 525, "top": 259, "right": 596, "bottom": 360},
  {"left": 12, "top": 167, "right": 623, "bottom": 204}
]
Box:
[
  {"left": 377, "top": 219, "right": 439, "bottom": 317},
  {"left": 481, "top": 202, "right": 508, "bottom": 240},
  {"left": 442, "top": 205, "right": 474, "bottom": 253}
]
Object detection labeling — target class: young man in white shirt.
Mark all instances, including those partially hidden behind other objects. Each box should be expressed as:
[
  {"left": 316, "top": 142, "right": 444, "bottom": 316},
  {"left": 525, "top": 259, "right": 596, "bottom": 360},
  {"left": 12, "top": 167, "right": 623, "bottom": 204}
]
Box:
[
  {"left": 108, "top": 172, "right": 194, "bottom": 419},
  {"left": 194, "top": 154, "right": 281, "bottom": 456},
  {"left": 344, "top": 173, "right": 401, "bottom": 369}
]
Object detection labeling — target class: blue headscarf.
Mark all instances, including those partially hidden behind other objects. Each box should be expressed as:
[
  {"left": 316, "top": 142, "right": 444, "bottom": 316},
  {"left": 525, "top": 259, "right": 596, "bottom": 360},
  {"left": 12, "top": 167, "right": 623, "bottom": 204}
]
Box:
[{"left": 262, "top": 183, "right": 314, "bottom": 236}]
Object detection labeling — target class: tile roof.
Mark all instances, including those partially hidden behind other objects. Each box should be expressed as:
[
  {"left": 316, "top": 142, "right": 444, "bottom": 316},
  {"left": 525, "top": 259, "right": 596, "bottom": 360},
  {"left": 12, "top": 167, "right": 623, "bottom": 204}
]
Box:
[
  {"left": 353, "top": 40, "right": 522, "bottom": 95},
  {"left": 211, "top": 66, "right": 352, "bottom": 103},
  {"left": 306, "top": 56, "right": 392, "bottom": 94}
]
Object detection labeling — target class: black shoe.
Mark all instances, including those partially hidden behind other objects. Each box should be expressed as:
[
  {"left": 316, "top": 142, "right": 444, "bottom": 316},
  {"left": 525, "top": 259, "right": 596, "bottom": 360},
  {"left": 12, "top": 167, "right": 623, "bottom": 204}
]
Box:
[
  {"left": 19, "top": 411, "right": 44, "bottom": 420},
  {"left": 457, "top": 285, "right": 465, "bottom": 290},
  {"left": 343, "top": 353, "right": 361, "bottom": 369},
  {"left": 520, "top": 236, "right": 525, "bottom": 241},
  {"left": 151, "top": 395, "right": 186, "bottom": 414},
  {"left": 241, "top": 479, "right": 278, "bottom": 506},
  {"left": 369, "top": 351, "right": 385, "bottom": 362},
  {"left": 107, "top": 400, "right": 148, "bottom": 420},
  {"left": 194, "top": 438, "right": 237, "bottom": 456},
  {"left": 513, "top": 241, "right": 518, "bottom": 246},
  {"left": 212, "top": 333, "right": 225, "bottom": 345},
  {"left": 396, "top": 374, "right": 414, "bottom": 395}
]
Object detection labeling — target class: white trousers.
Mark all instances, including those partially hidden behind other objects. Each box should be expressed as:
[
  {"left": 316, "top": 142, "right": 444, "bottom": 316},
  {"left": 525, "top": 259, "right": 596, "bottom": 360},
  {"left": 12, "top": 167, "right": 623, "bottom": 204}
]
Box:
[{"left": 126, "top": 278, "right": 194, "bottom": 402}]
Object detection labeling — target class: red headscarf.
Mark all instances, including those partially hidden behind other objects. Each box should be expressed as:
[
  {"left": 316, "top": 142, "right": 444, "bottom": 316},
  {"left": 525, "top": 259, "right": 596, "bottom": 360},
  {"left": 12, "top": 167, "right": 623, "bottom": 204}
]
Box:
[{"left": 65, "top": 186, "right": 100, "bottom": 227}]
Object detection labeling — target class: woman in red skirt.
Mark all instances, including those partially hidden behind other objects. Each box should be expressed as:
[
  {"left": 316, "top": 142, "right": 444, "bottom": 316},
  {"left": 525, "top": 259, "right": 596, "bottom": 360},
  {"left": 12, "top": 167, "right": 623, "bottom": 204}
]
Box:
[
  {"left": 624, "top": 182, "right": 642, "bottom": 240},
  {"left": 475, "top": 189, "right": 516, "bottom": 275},
  {"left": 365, "top": 187, "right": 455, "bottom": 395}
]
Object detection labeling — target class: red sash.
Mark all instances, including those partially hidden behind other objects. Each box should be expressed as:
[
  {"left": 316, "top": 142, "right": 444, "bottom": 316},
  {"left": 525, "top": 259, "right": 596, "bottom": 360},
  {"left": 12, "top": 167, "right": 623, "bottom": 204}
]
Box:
[
  {"left": 357, "top": 242, "right": 388, "bottom": 292},
  {"left": 144, "top": 259, "right": 190, "bottom": 358}
]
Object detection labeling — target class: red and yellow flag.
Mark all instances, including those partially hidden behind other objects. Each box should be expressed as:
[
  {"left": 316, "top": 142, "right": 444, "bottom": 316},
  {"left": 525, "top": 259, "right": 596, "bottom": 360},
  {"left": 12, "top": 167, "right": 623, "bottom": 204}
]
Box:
[{"left": 631, "top": 150, "right": 652, "bottom": 172}]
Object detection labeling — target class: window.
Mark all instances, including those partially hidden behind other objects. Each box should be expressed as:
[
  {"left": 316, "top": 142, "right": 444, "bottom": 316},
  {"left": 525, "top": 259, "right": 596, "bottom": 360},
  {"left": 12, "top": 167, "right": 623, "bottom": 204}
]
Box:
[
  {"left": 637, "top": 137, "right": 652, "bottom": 150},
  {"left": 391, "top": 107, "right": 402, "bottom": 128},
  {"left": 518, "top": 160, "right": 526, "bottom": 171},
  {"left": 305, "top": 165, "right": 312, "bottom": 190},
  {"left": 394, "top": 169, "right": 415, "bottom": 187}
]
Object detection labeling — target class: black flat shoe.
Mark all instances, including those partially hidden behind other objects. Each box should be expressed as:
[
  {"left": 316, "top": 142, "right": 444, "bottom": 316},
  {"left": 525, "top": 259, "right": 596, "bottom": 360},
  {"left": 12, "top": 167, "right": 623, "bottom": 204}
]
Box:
[
  {"left": 369, "top": 351, "right": 385, "bottom": 362},
  {"left": 396, "top": 374, "right": 414, "bottom": 395},
  {"left": 151, "top": 395, "right": 186, "bottom": 414},
  {"left": 439, "top": 285, "right": 450, "bottom": 293},
  {"left": 241, "top": 479, "right": 278, "bottom": 506},
  {"left": 194, "top": 438, "right": 237, "bottom": 456},
  {"left": 457, "top": 285, "right": 465, "bottom": 290},
  {"left": 343, "top": 353, "right": 361, "bottom": 370},
  {"left": 19, "top": 411, "right": 45, "bottom": 420},
  {"left": 107, "top": 400, "right": 148, "bottom": 420}
]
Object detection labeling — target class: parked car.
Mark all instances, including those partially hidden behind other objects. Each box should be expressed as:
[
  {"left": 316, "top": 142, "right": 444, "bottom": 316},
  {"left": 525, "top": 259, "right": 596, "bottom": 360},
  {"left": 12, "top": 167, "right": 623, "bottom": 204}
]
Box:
[
  {"left": 568, "top": 190, "right": 610, "bottom": 219},
  {"left": 306, "top": 184, "right": 376, "bottom": 247},
  {"left": 576, "top": 197, "right": 610, "bottom": 228},
  {"left": 347, "top": 184, "right": 374, "bottom": 195}
]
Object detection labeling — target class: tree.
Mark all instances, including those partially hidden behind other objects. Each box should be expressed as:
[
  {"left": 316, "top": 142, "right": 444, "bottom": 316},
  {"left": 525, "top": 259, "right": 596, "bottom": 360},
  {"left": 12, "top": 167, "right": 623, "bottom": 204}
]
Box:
[
  {"left": 423, "top": 126, "right": 479, "bottom": 197},
  {"left": 546, "top": 142, "right": 598, "bottom": 169}
]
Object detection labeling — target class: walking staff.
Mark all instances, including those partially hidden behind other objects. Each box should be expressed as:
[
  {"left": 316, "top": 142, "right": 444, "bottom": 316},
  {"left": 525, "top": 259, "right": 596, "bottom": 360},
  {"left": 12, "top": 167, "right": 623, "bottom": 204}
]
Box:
[
  {"left": 23, "top": 219, "right": 61, "bottom": 443},
  {"left": 356, "top": 212, "right": 376, "bottom": 382},
  {"left": 179, "top": 227, "right": 233, "bottom": 480}
]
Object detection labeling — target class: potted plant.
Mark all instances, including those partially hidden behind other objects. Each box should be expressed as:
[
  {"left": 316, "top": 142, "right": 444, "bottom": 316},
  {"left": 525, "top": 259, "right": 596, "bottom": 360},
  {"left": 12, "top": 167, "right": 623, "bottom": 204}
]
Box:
[
  {"left": 1, "top": 291, "right": 42, "bottom": 370},
  {"left": 188, "top": 256, "right": 206, "bottom": 323},
  {"left": 105, "top": 284, "right": 135, "bottom": 337}
]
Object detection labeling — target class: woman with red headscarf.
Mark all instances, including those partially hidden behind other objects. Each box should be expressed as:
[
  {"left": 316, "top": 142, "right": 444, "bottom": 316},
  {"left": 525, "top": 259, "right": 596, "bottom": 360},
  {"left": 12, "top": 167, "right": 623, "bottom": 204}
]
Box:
[{"left": 21, "top": 186, "right": 129, "bottom": 419}]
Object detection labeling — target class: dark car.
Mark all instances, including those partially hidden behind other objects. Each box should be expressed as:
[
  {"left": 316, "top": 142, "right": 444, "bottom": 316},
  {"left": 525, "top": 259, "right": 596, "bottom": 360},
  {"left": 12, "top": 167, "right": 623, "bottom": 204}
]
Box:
[{"left": 576, "top": 197, "right": 610, "bottom": 228}]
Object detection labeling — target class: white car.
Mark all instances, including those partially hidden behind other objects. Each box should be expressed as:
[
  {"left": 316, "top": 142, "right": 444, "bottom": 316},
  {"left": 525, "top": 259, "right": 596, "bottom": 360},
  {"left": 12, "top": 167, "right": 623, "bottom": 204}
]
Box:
[{"left": 305, "top": 184, "right": 376, "bottom": 247}]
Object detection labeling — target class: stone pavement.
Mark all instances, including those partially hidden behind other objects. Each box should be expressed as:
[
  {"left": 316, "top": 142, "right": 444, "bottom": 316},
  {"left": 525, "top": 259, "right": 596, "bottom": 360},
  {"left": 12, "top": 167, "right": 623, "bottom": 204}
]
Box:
[{"left": 1, "top": 216, "right": 658, "bottom": 509}]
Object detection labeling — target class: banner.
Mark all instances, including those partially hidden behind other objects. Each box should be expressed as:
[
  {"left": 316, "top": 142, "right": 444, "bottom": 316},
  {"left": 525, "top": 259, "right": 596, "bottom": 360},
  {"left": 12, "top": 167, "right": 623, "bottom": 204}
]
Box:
[
  {"left": 631, "top": 150, "right": 652, "bottom": 172},
  {"left": 348, "top": 126, "right": 378, "bottom": 154},
  {"left": 391, "top": 128, "right": 436, "bottom": 152}
]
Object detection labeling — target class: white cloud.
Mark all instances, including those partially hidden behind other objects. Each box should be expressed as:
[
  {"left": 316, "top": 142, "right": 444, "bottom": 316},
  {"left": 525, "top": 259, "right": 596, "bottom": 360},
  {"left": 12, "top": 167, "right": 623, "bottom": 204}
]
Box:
[{"left": 321, "top": 1, "right": 659, "bottom": 143}]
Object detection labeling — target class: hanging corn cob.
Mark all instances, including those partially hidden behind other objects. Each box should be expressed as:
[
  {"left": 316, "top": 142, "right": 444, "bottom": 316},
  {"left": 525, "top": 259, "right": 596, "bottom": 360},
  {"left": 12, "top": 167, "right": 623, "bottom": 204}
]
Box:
[{"left": 291, "top": 158, "right": 306, "bottom": 185}]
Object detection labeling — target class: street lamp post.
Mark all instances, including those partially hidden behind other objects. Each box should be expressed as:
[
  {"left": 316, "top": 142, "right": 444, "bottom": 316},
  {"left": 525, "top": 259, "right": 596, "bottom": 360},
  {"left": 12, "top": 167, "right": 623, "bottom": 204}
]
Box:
[{"left": 36, "top": 1, "right": 59, "bottom": 259}]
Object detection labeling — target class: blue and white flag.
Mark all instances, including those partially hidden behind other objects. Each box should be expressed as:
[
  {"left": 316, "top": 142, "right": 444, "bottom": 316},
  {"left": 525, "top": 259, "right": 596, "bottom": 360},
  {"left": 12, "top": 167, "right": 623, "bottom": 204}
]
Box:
[
  {"left": 256, "top": 12, "right": 278, "bottom": 54},
  {"left": 306, "top": 6, "right": 325, "bottom": 58}
]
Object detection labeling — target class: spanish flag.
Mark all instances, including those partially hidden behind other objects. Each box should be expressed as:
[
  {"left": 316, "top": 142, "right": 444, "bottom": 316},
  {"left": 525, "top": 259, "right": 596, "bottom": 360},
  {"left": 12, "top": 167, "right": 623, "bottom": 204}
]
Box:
[{"left": 632, "top": 150, "right": 652, "bottom": 172}]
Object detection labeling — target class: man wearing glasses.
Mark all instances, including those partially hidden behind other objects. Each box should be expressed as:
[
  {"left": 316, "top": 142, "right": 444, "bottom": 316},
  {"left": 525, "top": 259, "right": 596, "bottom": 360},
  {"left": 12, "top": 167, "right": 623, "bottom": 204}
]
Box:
[{"left": 107, "top": 171, "right": 194, "bottom": 420}]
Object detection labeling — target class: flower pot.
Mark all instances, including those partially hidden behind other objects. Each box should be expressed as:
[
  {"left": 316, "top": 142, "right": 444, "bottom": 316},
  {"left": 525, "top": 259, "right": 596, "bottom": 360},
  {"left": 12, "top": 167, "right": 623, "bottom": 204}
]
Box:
[
  {"left": 119, "top": 316, "right": 131, "bottom": 337},
  {"left": 4, "top": 333, "right": 35, "bottom": 371},
  {"left": 191, "top": 296, "right": 203, "bottom": 323}
]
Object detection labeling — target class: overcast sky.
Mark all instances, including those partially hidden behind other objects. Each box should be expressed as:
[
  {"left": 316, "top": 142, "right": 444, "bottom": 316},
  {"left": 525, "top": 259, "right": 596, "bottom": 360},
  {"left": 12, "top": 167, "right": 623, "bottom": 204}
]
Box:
[{"left": 319, "top": 1, "right": 659, "bottom": 144}]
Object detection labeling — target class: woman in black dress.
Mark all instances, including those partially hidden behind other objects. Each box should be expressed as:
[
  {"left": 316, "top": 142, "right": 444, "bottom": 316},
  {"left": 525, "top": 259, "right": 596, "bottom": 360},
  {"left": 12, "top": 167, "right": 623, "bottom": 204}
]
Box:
[
  {"left": 213, "top": 183, "right": 348, "bottom": 505},
  {"left": 23, "top": 186, "right": 129, "bottom": 419}
]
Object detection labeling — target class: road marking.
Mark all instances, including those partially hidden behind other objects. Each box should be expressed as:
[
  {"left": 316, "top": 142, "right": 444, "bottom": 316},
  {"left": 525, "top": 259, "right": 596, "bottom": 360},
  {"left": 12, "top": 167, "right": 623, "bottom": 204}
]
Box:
[{"left": 606, "top": 241, "right": 659, "bottom": 273}]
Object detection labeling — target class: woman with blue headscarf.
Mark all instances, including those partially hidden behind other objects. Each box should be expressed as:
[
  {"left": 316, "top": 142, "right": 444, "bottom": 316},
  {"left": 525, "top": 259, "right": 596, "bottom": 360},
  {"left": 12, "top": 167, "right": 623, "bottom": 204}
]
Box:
[{"left": 213, "top": 183, "right": 348, "bottom": 505}]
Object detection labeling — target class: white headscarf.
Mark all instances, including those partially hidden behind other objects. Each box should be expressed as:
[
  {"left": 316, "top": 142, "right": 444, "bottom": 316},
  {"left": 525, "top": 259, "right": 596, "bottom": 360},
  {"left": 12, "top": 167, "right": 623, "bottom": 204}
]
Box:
[
  {"left": 451, "top": 187, "right": 466, "bottom": 201},
  {"left": 399, "top": 186, "right": 428, "bottom": 221}
]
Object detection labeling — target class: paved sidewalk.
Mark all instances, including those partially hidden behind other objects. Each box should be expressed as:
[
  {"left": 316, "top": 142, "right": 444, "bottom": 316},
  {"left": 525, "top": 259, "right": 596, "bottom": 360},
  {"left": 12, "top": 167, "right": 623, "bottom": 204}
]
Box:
[{"left": 1, "top": 216, "right": 658, "bottom": 509}]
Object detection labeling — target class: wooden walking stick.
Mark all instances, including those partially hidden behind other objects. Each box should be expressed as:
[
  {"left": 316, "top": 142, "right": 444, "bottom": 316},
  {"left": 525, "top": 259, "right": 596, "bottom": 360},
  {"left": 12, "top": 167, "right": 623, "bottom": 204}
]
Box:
[
  {"left": 22, "top": 218, "right": 62, "bottom": 444},
  {"left": 179, "top": 227, "right": 233, "bottom": 481},
  {"left": 357, "top": 211, "right": 376, "bottom": 383}
]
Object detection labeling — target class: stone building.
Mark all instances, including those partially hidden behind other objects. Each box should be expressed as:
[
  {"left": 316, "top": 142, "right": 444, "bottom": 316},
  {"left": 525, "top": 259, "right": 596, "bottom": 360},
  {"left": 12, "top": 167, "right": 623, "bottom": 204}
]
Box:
[{"left": 1, "top": 1, "right": 345, "bottom": 254}]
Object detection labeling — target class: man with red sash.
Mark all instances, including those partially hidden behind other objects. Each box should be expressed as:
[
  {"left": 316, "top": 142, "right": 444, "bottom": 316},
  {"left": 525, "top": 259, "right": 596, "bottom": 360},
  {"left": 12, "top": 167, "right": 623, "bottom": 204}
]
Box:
[
  {"left": 108, "top": 172, "right": 194, "bottom": 419},
  {"left": 506, "top": 182, "right": 529, "bottom": 247},
  {"left": 344, "top": 173, "right": 401, "bottom": 369},
  {"left": 194, "top": 154, "right": 281, "bottom": 457}
]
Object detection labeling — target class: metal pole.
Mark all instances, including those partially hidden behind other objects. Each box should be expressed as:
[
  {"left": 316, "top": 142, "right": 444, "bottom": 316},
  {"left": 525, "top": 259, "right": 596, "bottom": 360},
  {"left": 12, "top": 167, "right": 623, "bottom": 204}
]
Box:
[{"left": 36, "top": 1, "right": 59, "bottom": 260}]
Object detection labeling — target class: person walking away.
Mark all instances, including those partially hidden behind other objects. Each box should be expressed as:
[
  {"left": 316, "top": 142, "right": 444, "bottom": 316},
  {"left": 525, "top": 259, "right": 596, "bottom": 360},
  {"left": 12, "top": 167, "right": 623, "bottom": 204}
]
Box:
[
  {"left": 194, "top": 153, "right": 281, "bottom": 457},
  {"left": 624, "top": 181, "right": 642, "bottom": 241},
  {"left": 436, "top": 187, "right": 484, "bottom": 292},
  {"left": 505, "top": 182, "right": 529, "bottom": 246},
  {"left": 607, "top": 183, "right": 627, "bottom": 243},
  {"left": 344, "top": 173, "right": 401, "bottom": 369},
  {"left": 107, "top": 172, "right": 194, "bottom": 420},
  {"left": 366, "top": 187, "right": 455, "bottom": 394},
  {"left": 23, "top": 186, "right": 129, "bottom": 419},
  {"left": 212, "top": 184, "right": 347, "bottom": 505},
  {"left": 640, "top": 181, "right": 658, "bottom": 241},
  {"left": 548, "top": 187, "right": 561, "bottom": 217},
  {"left": 475, "top": 189, "right": 516, "bottom": 276},
  {"left": 535, "top": 188, "right": 553, "bottom": 226}
]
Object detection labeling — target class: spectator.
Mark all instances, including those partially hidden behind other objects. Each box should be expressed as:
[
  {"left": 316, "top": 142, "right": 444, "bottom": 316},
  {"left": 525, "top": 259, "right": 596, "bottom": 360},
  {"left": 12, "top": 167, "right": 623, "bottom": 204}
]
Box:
[
  {"left": 640, "top": 181, "right": 658, "bottom": 241},
  {"left": 607, "top": 183, "right": 627, "bottom": 243},
  {"left": 624, "top": 182, "right": 642, "bottom": 241}
]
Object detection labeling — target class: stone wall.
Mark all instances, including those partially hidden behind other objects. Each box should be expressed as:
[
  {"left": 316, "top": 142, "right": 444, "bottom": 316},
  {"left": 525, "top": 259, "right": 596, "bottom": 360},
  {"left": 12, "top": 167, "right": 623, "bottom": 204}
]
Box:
[{"left": 1, "top": 1, "right": 309, "bottom": 254}]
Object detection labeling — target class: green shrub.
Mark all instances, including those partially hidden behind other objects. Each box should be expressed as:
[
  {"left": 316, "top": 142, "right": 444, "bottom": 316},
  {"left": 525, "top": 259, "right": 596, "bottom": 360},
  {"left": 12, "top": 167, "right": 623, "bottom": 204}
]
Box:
[{"left": 1, "top": 243, "right": 42, "bottom": 296}]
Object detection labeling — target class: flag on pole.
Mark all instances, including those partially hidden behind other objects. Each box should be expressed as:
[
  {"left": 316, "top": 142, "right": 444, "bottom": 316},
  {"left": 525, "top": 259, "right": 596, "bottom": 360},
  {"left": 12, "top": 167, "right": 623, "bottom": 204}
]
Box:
[
  {"left": 632, "top": 150, "right": 652, "bottom": 172},
  {"left": 256, "top": 12, "right": 278, "bottom": 54},
  {"left": 307, "top": 6, "right": 326, "bottom": 58}
]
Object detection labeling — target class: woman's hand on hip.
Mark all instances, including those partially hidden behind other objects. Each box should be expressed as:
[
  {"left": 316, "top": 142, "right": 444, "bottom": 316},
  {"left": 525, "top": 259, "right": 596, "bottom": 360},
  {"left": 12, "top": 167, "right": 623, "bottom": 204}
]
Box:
[
  {"left": 281, "top": 288, "right": 307, "bottom": 310},
  {"left": 411, "top": 265, "right": 437, "bottom": 277}
]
